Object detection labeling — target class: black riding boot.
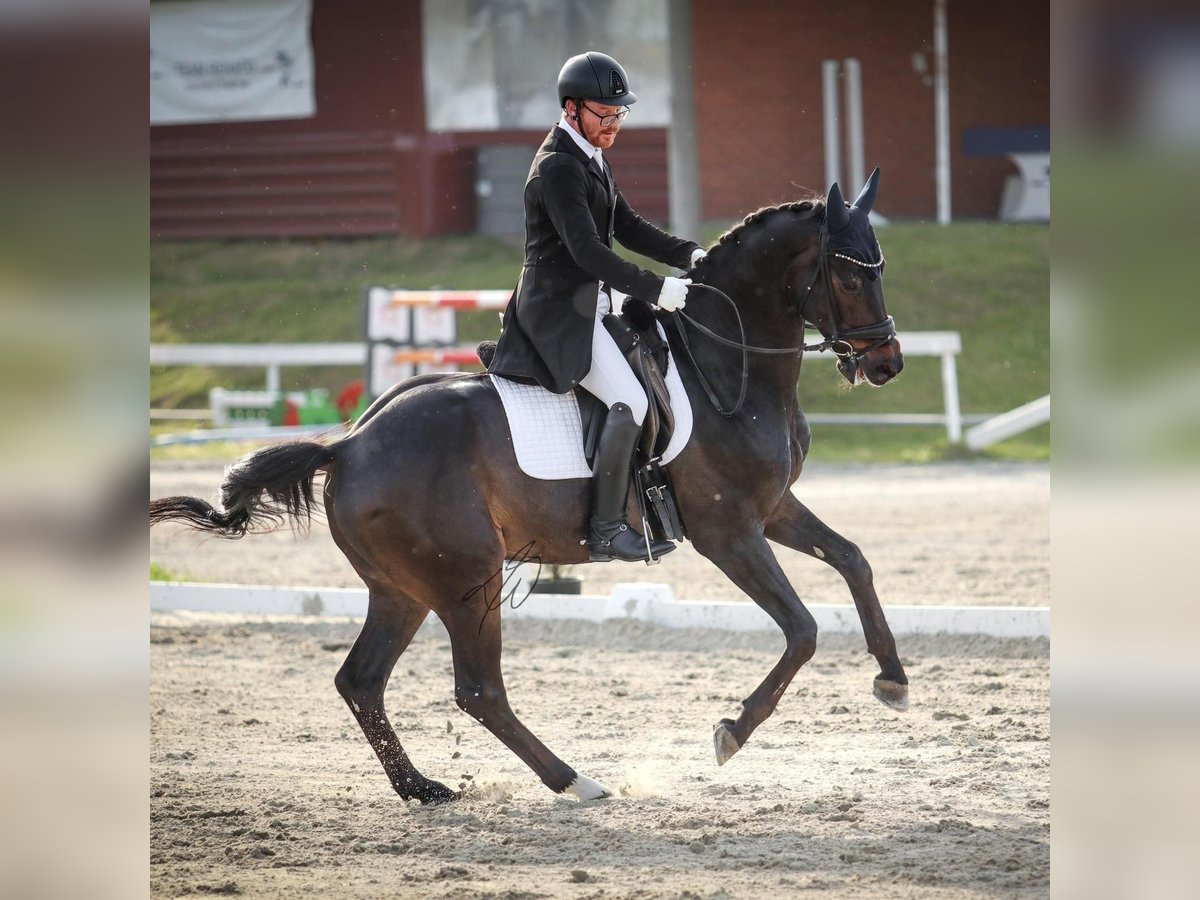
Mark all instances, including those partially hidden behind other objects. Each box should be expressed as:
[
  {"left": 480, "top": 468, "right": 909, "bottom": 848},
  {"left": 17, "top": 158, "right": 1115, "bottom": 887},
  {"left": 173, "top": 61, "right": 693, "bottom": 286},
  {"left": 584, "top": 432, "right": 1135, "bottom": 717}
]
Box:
[{"left": 586, "top": 403, "right": 676, "bottom": 563}]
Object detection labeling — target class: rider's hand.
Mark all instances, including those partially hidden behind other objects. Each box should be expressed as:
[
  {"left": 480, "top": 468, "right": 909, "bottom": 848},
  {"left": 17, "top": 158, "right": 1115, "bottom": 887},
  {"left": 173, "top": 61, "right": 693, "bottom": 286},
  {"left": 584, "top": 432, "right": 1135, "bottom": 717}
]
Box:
[
  {"left": 656, "top": 276, "right": 690, "bottom": 312},
  {"left": 690, "top": 248, "right": 707, "bottom": 267}
]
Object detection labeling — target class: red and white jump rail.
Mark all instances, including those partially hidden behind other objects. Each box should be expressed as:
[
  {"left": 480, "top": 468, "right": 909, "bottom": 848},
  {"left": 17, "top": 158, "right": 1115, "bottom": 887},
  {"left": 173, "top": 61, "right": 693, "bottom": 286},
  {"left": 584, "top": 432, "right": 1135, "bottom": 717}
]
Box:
[
  {"left": 384, "top": 289, "right": 511, "bottom": 310},
  {"left": 390, "top": 347, "right": 483, "bottom": 365}
]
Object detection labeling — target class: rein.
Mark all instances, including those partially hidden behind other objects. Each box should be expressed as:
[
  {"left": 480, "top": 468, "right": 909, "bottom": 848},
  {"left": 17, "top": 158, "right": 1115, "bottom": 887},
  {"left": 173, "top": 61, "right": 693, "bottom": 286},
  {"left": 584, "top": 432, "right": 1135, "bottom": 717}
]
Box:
[
  {"left": 671, "top": 229, "right": 896, "bottom": 417},
  {"left": 671, "top": 289, "right": 753, "bottom": 417}
]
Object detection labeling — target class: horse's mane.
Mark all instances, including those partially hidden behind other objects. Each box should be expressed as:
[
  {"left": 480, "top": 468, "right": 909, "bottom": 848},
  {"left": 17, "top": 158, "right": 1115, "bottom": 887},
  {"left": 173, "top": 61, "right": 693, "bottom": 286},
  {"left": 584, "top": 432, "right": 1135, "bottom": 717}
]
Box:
[{"left": 697, "top": 198, "right": 825, "bottom": 270}]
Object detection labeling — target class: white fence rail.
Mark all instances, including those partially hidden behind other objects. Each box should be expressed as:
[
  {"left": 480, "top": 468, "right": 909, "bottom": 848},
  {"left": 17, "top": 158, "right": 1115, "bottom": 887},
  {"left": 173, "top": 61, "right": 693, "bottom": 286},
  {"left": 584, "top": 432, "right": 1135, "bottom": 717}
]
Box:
[
  {"left": 150, "top": 330, "right": 966, "bottom": 440},
  {"left": 808, "top": 330, "right": 964, "bottom": 441},
  {"left": 966, "top": 395, "right": 1051, "bottom": 450},
  {"left": 150, "top": 342, "right": 364, "bottom": 394}
]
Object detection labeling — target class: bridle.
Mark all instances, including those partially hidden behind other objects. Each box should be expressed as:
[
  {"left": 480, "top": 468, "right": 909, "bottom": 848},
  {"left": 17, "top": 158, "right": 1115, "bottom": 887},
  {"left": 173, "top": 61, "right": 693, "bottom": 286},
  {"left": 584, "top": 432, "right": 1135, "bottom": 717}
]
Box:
[
  {"left": 797, "top": 228, "right": 896, "bottom": 362},
  {"left": 672, "top": 226, "right": 897, "bottom": 417}
]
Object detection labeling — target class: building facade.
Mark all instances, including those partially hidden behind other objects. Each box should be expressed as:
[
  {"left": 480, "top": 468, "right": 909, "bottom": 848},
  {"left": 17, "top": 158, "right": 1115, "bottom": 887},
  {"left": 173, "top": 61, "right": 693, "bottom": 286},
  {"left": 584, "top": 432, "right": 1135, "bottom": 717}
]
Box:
[{"left": 150, "top": 0, "right": 1048, "bottom": 239}]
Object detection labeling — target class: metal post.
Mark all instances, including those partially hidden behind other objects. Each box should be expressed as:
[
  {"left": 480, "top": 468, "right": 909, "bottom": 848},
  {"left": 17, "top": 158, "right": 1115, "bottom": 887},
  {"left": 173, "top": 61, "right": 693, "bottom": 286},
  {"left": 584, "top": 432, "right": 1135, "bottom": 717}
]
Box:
[
  {"left": 843, "top": 57, "right": 865, "bottom": 192},
  {"left": 667, "top": 0, "right": 701, "bottom": 238},
  {"left": 933, "top": 0, "right": 952, "bottom": 224},
  {"left": 941, "top": 351, "right": 962, "bottom": 443},
  {"left": 821, "top": 59, "right": 841, "bottom": 189}
]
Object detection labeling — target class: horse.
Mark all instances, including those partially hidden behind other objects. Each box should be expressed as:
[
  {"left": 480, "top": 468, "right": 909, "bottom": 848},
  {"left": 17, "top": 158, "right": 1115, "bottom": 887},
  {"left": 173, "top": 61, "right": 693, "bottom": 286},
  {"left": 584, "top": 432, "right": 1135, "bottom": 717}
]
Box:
[{"left": 150, "top": 169, "right": 909, "bottom": 804}]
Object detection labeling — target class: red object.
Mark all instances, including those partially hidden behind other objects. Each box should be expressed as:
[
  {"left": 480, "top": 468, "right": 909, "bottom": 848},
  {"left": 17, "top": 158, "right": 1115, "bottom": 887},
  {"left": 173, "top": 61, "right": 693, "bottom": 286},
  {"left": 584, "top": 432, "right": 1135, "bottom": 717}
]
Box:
[
  {"left": 282, "top": 399, "right": 300, "bottom": 427},
  {"left": 337, "top": 380, "right": 365, "bottom": 420}
]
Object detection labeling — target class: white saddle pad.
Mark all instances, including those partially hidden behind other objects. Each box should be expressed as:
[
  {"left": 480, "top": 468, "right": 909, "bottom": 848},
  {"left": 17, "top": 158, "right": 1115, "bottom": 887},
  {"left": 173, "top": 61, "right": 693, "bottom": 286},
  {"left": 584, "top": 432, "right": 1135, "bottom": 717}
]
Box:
[{"left": 490, "top": 322, "right": 694, "bottom": 480}]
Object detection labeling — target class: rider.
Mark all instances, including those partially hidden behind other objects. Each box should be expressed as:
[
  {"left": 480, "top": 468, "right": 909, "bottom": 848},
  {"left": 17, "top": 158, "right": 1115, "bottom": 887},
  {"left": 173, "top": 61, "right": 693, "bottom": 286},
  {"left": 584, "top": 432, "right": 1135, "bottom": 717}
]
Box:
[{"left": 489, "top": 51, "right": 706, "bottom": 562}]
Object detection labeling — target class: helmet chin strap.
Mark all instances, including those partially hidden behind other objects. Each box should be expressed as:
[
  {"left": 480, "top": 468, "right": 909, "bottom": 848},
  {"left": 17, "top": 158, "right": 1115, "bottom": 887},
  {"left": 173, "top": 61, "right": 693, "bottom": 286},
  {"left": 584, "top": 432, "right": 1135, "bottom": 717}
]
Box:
[{"left": 567, "top": 100, "right": 596, "bottom": 145}]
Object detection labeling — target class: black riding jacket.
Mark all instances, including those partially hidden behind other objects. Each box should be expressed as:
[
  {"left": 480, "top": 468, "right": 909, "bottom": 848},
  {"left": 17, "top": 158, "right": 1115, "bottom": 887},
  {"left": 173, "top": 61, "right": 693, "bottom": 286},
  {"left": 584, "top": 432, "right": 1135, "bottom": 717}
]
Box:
[{"left": 488, "top": 125, "right": 700, "bottom": 393}]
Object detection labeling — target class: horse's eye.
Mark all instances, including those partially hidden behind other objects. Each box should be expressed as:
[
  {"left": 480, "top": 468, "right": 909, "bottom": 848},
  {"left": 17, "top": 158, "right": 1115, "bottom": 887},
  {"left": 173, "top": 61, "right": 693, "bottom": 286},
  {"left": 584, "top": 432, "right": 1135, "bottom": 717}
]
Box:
[{"left": 841, "top": 275, "right": 862, "bottom": 292}]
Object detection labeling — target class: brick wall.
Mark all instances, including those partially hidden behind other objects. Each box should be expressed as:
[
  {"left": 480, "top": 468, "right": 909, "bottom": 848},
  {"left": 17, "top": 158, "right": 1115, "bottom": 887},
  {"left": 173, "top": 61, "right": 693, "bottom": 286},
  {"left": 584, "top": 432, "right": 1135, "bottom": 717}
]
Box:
[
  {"left": 150, "top": 0, "right": 1047, "bottom": 239},
  {"left": 692, "top": 0, "right": 1048, "bottom": 221},
  {"left": 150, "top": 0, "right": 471, "bottom": 239},
  {"left": 950, "top": 0, "right": 1049, "bottom": 217}
]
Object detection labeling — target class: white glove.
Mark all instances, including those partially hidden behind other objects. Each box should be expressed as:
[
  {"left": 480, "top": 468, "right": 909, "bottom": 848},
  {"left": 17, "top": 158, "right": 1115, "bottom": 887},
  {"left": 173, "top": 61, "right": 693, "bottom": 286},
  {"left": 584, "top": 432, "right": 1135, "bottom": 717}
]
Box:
[
  {"left": 656, "top": 276, "right": 690, "bottom": 312},
  {"left": 690, "top": 248, "right": 707, "bottom": 267}
]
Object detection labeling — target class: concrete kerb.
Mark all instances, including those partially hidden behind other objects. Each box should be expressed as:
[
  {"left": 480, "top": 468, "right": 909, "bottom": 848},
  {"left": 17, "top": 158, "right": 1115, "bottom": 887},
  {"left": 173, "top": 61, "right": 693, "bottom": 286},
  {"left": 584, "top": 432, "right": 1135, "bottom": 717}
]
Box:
[{"left": 150, "top": 582, "right": 1049, "bottom": 639}]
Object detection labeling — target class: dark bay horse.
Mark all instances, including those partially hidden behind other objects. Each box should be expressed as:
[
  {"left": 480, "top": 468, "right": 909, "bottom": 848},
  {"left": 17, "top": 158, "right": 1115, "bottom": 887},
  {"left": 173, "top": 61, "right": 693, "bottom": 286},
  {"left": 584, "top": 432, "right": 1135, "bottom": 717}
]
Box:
[{"left": 151, "top": 170, "right": 909, "bottom": 804}]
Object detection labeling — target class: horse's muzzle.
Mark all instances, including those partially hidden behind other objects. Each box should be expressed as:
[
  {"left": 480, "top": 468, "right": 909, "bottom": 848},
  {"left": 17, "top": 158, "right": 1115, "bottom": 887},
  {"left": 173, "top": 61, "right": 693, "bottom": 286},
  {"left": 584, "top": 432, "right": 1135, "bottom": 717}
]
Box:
[{"left": 843, "top": 339, "right": 903, "bottom": 386}]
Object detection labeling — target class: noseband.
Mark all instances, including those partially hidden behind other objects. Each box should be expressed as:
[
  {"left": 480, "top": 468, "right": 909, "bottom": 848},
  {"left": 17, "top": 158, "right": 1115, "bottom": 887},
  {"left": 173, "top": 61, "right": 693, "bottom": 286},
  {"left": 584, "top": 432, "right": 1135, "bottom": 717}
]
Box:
[{"left": 672, "top": 227, "right": 896, "bottom": 417}]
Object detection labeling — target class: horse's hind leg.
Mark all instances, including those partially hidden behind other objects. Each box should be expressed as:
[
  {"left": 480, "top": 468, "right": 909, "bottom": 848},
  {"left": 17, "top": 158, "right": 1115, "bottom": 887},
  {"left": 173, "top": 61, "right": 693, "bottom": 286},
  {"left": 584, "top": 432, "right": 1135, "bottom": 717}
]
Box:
[
  {"left": 765, "top": 492, "right": 909, "bottom": 711},
  {"left": 335, "top": 590, "right": 456, "bottom": 804},
  {"left": 439, "top": 599, "right": 610, "bottom": 800}
]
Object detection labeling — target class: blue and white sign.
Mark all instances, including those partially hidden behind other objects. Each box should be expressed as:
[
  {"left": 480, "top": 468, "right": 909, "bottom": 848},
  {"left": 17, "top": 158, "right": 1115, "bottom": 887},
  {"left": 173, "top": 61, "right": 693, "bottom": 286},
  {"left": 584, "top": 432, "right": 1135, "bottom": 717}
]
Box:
[{"left": 150, "top": 0, "right": 315, "bottom": 125}]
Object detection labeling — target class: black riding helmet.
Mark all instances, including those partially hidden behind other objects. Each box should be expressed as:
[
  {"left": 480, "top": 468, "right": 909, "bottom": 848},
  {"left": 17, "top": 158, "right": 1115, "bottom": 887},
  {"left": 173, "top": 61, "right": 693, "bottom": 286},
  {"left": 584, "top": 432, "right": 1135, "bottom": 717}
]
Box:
[{"left": 557, "top": 51, "right": 637, "bottom": 109}]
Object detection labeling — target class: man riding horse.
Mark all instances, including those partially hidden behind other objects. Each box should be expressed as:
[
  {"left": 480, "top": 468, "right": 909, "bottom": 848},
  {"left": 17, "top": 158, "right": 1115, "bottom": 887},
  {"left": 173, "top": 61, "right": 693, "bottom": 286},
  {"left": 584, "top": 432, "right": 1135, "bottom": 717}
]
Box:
[
  {"left": 150, "top": 57, "right": 910, "bottom": 803},
  {"left": 488, "top": 51, "right": 705, "bottom": 563}
]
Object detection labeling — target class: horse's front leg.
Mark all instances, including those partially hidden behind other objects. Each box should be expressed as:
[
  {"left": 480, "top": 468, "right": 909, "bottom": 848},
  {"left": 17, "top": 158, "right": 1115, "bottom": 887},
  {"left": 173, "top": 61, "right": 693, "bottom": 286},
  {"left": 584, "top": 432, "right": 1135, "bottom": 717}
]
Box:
[
  {"left": 692, "top": 528, "right": 819, "bottom": 765},
  {"left": 765, "top": 491, "right": 909, "bottom": 711}
]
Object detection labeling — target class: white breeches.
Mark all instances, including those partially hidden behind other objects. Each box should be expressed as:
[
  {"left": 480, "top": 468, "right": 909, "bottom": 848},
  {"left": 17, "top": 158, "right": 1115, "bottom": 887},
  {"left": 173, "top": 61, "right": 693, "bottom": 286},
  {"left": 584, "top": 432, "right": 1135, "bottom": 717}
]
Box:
[{"left": 578, "top": 289, "right": 648, "bottom": 425}]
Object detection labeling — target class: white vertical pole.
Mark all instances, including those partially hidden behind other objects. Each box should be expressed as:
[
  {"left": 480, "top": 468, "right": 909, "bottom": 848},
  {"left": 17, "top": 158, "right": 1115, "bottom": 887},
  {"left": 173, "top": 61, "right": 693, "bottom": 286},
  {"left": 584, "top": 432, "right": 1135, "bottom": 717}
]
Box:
[
  {"left": 934, "top": 0, "right": 952, "bottom": 224},
  {"left": 267, "top": 365, "right": 280, "bottom": 394},
  {"left": 822, "top": 59, "right": 841, "bottom": 189},
  {"left": 941, "top": 351, "right": 963, "bottom": 443},
  {"left": 843, "top": 57, "right": 865, "bottom": 192},
  {"left": 667, "top": 0, "right": 700, "bottom": 238}
]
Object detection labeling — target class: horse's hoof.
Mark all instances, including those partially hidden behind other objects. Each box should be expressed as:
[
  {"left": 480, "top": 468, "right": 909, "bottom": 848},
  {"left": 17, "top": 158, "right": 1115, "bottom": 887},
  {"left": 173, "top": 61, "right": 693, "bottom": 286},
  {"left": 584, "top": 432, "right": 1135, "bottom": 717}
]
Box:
[
  {"left": 713, "top": 720, "right": 741, "bottom": 766},
  {"left": 416, "top": 780, "right": 459, "bottom": 805},
  {"left": 873, "top": 677, "right": 910, "bottom": 712},
  {"left": 564, "top": 774, "right": 612, "bottom": 801}
]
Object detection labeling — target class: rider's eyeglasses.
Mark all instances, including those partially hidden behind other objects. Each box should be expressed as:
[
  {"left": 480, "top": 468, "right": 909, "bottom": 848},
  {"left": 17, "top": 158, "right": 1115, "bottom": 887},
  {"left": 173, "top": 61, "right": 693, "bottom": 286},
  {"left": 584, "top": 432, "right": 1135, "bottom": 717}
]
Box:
[{"left": 581, "top": 103, "right": 630, "bottom": 127}]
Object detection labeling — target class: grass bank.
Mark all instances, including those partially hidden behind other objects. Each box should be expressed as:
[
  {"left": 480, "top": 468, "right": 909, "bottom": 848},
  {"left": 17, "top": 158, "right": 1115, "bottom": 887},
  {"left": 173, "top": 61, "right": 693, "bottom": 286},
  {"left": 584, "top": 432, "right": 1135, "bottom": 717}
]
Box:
[{"left": 151, "top": 221, "right": 1048, "bottom": 462}]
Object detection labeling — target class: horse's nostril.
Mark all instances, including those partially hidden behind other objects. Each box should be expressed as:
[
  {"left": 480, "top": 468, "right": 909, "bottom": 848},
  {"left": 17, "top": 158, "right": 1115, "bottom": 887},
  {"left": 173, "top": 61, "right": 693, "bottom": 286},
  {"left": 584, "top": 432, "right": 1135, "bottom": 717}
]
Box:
[{"left": 873, "top": 358, "right": 903, "bottom": 383}]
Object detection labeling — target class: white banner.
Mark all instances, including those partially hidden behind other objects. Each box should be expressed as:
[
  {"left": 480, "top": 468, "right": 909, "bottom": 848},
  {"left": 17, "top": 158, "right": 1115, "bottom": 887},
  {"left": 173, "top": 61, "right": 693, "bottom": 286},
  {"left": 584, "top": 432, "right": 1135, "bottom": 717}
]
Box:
[
  {"left": 150, "top": 0, "right": 315, "bottom": 125},
  {"left": 422, "top": 0, "right": 669, "bottom": 131}
]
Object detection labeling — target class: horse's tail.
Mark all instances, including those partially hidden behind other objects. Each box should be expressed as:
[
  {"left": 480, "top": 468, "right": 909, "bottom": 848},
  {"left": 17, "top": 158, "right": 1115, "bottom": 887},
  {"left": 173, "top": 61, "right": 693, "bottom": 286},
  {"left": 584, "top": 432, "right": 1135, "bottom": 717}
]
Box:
[{"left": 150, "top": 441, "right": 337, "bottom": 538}]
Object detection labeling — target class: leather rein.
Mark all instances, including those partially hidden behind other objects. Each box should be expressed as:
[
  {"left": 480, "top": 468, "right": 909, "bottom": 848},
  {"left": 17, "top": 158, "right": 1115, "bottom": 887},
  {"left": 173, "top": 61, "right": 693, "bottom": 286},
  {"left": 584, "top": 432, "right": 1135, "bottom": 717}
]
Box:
[{"left": 672, "top": 229, "right": 896, "bottom": 417}]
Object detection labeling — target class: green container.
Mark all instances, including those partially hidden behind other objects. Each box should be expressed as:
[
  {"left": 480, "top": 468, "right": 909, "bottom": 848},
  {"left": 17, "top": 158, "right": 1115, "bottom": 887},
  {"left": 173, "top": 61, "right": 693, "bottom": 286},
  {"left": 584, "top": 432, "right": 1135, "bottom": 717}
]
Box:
[
  {"left": 268, "top": 395, "right": 288, "bottom": 427},
  {"left": 298, "top": 389, "right": 342, "bottom": 426}
]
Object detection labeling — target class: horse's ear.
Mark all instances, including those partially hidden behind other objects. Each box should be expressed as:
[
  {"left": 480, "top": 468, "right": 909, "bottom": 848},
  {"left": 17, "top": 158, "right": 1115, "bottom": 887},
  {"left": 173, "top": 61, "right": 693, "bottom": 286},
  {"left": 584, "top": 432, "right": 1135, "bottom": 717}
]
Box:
[
  {"left": 852, "top": 166, "right": 881, "bottom": 214},
  {"left": 825, "top": 182, "right": 851, "bottom": 233}
]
